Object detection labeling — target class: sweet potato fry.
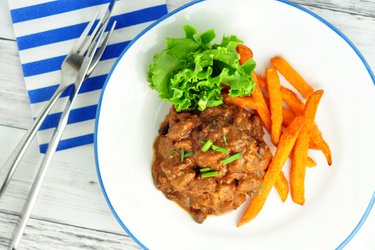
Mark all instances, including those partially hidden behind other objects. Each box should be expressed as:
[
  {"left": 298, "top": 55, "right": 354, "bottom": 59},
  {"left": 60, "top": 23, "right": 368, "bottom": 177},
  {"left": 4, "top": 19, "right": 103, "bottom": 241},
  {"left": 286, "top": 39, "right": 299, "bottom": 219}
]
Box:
[
  {"left": 252, "top": 73, "right": 272, "bottom": 132},
  {"left": 282, "top": 108, "right": 295, "bottom": 127},
  {"left": 281, "top": 87, "right": 332, "bottom": 165},
  {"left": 271, "top": 56, "right": 314, "bottom": 98},
  {"left": 309, "top": 140, "right": 320, "bottom": 150},
  {"left": 238, "top": 116, "right": 304, "bottom": 226},
  {"left": 280, "top": 86, "right": 305, "bottom": 114},
  {"left": 223, "top": 94, "right": 257, "bottom": 109},
  {"left": 290, "top": 90, "right": 324, "bottom": 205},
  {"left": 255, "top": 72, "right": 267, "bottom": 89},
  {"left": 274, "top": 172, "right": 289, "bottom": 202},
  {"left": 266, "top": 68, "right": 283, "bottom": 145},
  {"left": 306, "top": 156, "right": 317, "bottom": 168},
  {"left": 311, "top": 125, "right": 332, "bottom": 165},
  {"left": 237, "top": 44, "right": 253, "bottom": 65}
]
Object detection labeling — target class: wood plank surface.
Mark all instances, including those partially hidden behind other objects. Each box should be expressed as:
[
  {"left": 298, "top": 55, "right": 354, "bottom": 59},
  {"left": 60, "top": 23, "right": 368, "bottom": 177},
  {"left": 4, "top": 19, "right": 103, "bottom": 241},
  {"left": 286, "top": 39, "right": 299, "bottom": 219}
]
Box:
[
  {"left": 292, "top": 0, "right": 375, "bottom": 18},
  {"left": 0, "top": 212, "right": 140, "bottom": 250},
  {"left": 0, "top": 125, "right": 126, "bottom": 235}
]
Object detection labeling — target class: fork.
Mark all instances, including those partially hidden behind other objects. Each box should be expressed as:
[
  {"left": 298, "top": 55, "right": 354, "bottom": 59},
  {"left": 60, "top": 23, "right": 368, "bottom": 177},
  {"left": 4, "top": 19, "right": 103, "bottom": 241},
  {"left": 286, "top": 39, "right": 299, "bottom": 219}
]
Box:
[
  {"left": 3, "top": 2, "right": 117, "bottom": 249},
  {"left": 0, "top": 0, "right": 117, "bottom": 198}
]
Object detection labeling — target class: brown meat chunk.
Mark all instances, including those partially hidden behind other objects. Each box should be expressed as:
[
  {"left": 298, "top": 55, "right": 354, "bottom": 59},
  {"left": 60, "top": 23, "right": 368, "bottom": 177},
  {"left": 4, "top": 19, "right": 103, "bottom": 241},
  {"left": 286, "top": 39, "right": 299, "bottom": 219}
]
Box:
[{"left": 152, "top": 104, "right": 272, "bottom": 223}]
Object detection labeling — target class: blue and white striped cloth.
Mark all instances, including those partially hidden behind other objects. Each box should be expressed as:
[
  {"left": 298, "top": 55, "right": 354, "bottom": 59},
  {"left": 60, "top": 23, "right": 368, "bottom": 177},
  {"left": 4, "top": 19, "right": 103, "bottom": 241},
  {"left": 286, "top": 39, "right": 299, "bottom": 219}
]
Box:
[{"left": 7, "top": 0, "right": 168, "bottom": 153}]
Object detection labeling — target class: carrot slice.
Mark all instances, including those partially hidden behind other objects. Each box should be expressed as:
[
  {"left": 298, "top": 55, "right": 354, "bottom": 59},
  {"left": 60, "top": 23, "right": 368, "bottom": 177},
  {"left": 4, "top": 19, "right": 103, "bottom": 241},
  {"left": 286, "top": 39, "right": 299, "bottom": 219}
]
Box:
[
  {"left": 271, "top": 56, "right": 314, "bottom": 98},
  {"left": 274, "top": 172, "right": 289, "bottom": 202},
  {"left": 236, "top": 44, "right": 253, "bottom": 65},
  {"left": 266, "top": 68, "right": 283, "bottom": 145},
  {"left": 238, "top": 115, "right": 304, "bottom": 226},
  {"left": 290, "top": 90, "right": 324, "bottom": 205}
]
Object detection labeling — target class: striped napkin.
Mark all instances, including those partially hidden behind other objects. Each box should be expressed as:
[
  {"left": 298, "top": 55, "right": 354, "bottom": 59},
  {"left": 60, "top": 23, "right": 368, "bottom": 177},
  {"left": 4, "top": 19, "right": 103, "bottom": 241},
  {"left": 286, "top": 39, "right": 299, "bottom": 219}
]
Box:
[{"left": 7, "top": 0, "right": 168, "bottom": 153}]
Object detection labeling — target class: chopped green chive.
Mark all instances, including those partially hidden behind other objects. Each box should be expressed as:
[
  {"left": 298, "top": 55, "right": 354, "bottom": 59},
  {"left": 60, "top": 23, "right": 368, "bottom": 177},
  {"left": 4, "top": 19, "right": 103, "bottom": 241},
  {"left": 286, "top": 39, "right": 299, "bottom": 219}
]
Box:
[
  {"left": 211, "top": 145, "right": 228, "bottom": 154},
  {"left": 168, "top": 150, "right": 176, "bottom": 155},
  {"left": 184, "top": 151, "right": 194, "bottom": 157},
  {"left": 259, "top": 184, "right": 263, "bottom": 190},
  {"left": 221, "top": 153, "right": 242, "bottom": 165},
  {"left": 223, "top": 134, "right": 227, "bottom": 145},
  {"left": 199, "top": 167, "right": 212, "bottom": 173},
  {"left": 201, "top": 140, "right": 213, "bottom": 152},
  {"left": 201, "top": 171, "right": 218, "bottom": 178},
  {"left": 180, "top": 149, "right": 185, "bottom": 162},
  {"left": 181, "top": 149, "right": 193, "bottom": 162}
]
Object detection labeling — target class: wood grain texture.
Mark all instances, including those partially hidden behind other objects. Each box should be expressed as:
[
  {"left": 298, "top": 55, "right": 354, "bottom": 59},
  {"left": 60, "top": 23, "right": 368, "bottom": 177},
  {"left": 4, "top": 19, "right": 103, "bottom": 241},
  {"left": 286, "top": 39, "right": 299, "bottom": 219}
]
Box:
[
  {"left": 0, "top": 126, "right": 126, "bottom": 235},
  {"left": 292, "top": 0, "right": 375, "bottom": 18},
  {"left": 0, "top": 0, "right": 15, "bottom": 40},
  {"left": 0, "top": 0, "right": 374, "bottom": 250},
  {"left": 0, "top": 39, "right": 32, "bottom": 130},
  {"left": 0, "top": 212, "right": 141, "bottom": 250}
]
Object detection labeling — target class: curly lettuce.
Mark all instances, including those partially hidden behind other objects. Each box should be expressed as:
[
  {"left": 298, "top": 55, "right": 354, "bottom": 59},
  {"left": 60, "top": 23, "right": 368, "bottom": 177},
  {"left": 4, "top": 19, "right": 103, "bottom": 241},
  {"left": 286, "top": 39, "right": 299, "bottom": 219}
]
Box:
[{"left": 147, "top": 25, "right": 256, "bottom": 112}]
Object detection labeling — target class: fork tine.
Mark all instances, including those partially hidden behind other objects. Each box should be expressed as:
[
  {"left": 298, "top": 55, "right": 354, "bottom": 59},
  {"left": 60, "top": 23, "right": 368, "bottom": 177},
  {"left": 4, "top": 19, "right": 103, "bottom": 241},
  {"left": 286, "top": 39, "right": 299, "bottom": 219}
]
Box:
[
  {"left": 71, "top": 10, "right": 99, "bottom": 53},
  {"left": 78, "top": 11, "right": 106, "bottom": 56},
  {"left": 79, "top": 0, "right": 117, "bottom": 56},
  {"left": 86, "top": 21, "right": 117, "bottom": 76},
  {"left": 102, "top": 0, "right": 117, "bottom": 24}
]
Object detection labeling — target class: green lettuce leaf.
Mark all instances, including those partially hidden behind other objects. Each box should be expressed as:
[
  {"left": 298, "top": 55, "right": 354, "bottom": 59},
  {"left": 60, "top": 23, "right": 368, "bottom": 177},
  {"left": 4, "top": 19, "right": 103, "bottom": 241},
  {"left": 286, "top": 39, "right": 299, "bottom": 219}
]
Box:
[{"left": 147, "top": 25, "right": 256, "bottom": 111}]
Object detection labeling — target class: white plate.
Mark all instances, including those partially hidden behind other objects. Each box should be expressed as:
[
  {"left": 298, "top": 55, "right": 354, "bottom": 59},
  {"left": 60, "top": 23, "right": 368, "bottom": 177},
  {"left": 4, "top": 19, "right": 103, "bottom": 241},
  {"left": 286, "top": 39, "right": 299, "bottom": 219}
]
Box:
[{"left": 94, "top": 0, "right": 375, "bottom": 249}]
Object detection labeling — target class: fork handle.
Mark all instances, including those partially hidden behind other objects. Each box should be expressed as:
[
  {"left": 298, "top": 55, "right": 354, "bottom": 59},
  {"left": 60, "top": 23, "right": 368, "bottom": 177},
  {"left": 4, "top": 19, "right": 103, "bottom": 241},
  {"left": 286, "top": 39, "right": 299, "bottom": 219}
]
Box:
[
  {"left": 10, "top": 85, "right": 75, "bottom": 250},
  {"left": 0, "top": 86, "right": 66, "bottom": 197}
]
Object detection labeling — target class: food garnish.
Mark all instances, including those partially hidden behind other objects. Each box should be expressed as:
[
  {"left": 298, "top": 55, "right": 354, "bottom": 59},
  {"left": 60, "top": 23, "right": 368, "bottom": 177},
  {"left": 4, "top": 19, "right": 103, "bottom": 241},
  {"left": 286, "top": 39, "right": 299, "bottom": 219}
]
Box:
[
  {"left": 211, "top": 145, "right": 229, "bottom": 154},
  {"left": 201, "top": 139, "right": 214, "bottom": 152},
  {"left": 199, "top": 167, "right": 213, "bottom": 173},
  {"left": 147, "top": 25, "right": 256, "bottom": 111},
  {"left": 221, "top": 153, "right": 242, "bottom": 165},
  {"left": 180, "top": 149, "right": 194, "bottom": 162},
  {"left": 168, "top": 150, "right": 176, "bottom": 155},
  {"left": 222, "top": 134, "right": 227, "bottom": 145},
  {"left": 201, "top": 171, "right": 219, "bottom": 178}
]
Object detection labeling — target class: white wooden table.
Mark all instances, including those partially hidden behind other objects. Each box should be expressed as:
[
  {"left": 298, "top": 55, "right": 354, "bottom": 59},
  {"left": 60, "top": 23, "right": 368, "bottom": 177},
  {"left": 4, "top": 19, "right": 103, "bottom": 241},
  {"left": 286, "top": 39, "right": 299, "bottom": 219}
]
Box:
[{"left": 0, "top": 0, "right": 374, "bottom": 249}]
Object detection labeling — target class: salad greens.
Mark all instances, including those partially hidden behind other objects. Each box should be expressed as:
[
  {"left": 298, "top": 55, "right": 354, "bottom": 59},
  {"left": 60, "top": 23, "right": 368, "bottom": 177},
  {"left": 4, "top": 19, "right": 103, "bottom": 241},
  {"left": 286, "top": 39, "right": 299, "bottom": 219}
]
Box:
[{"left": 147, "top": 25, "right": 256, "bottom": 112}]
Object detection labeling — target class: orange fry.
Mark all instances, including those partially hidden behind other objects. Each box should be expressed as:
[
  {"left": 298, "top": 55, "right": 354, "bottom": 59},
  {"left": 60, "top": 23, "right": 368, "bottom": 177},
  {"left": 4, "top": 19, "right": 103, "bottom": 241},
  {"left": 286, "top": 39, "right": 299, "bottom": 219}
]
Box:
[
  {"left": 283, "top": 108, "right": 319, "bottom": 168},
  {"left": 255, "top": 72, "right": 267, "bottom": 89},
  {"left": 252, "top": 73, "right": 272, "bottom": 132},
  {"left": 237, "top": 44, "right": 253, "bottom": 65},
  {"left": 309, "top": 140, "right": 320, "bottom": 150},
  {"left": 274, "top": 172, "right": 289, "bottom": 202},
  {"left": 311, "top": 125, "right": 332, "bottom": 165},
  {"left": 280, "top": 86, "right": 305, "bottom": 114},
  {"left": 282, "top": 108, "right": 295, "bottom": 127},
  {"left": 238, "top": 116, "right": 305, "bottom": 226},
  {"left": 271, "top": 56, "right": 314, "bottom": 98},
  {"left": 290, "top": 90, "right": 324, "bottom": 205},
  {"left": 306, "top": 156, "right": 317, "bottom": 168},
  {"left": 223, "top": 94, "right": 257, "bottom": 109},
  {"left": 266, "top": 68, "right": 283, "bottom": 145},
  {"left": 281, "top": 87, "right": 332, "bottom": 165}
]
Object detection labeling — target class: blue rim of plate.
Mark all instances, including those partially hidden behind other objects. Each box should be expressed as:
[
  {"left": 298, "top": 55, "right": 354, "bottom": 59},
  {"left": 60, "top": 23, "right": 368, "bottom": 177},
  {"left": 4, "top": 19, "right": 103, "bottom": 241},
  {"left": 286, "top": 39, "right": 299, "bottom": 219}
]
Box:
[{"left": 94, "top": 1, "right": 375, "bottom": 249}]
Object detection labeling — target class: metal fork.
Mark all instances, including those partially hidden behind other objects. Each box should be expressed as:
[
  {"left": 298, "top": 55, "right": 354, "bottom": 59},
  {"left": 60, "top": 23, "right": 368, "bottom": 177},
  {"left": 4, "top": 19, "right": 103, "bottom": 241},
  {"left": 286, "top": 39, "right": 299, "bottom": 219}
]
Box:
[
  {"left": 2, "top": 2, "right": 117, "bottom": 249},
  {"left": 0, "top": 0, "right": 117, "bottom": 198}
]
